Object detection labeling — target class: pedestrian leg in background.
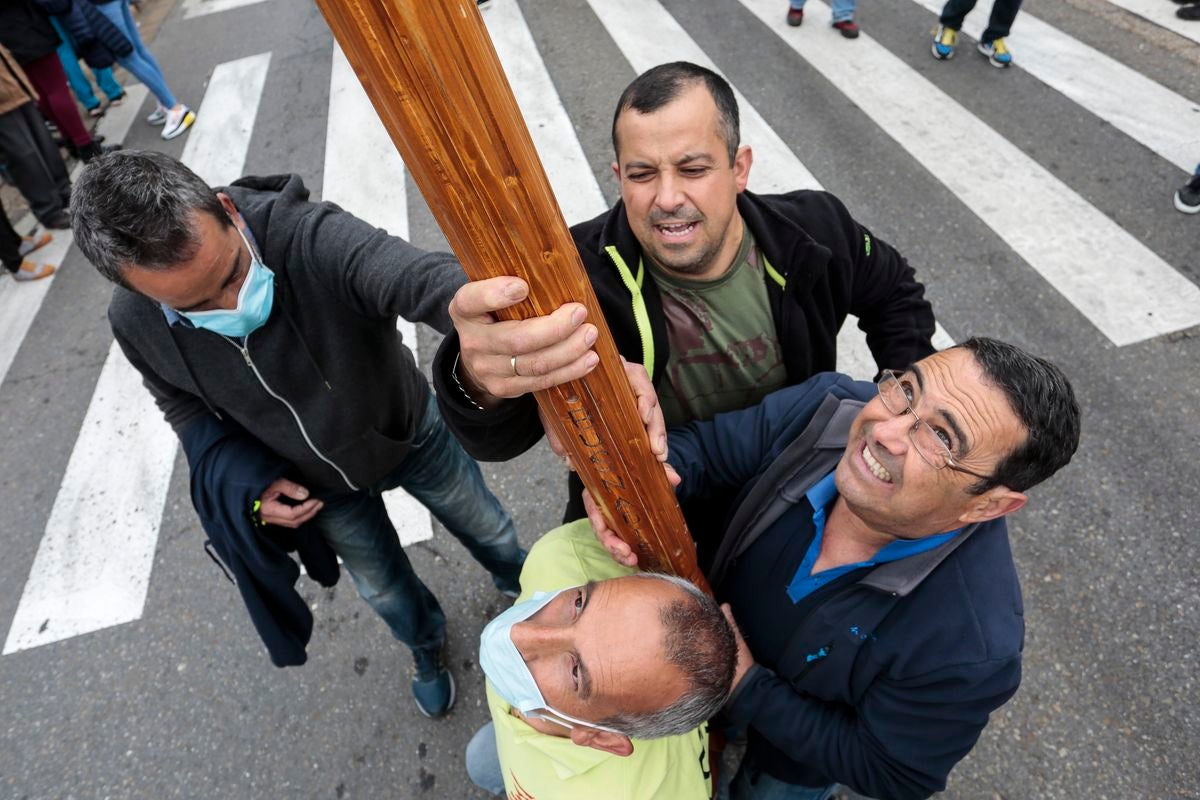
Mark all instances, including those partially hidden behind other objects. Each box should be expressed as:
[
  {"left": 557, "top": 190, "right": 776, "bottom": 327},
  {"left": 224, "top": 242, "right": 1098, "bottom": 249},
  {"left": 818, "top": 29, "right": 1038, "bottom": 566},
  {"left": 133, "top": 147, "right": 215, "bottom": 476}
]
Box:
[
  {"left": 465, "top": 722, "right": 506, "bottom": 796},
  {"left": 19, "top": 52, "right": 97, "bottom": 152},
  {"left": 0, "top": 104, "right": 72, "bottom": 228},
  {"left": 308, "top": 485, "right": 455, "bottom": 718},
  {"left": 51, "top": 20, "right": 103, "bottom": 118},
  {"left": 1176, "top": 164, "right": 1200, "bottom": 214},
  {"left": 829, "top": 0, "right": 860, "bottom": 38},
  {"left": 786, "top": 0, "right": 806, "bottom": 26},
  {"left": 976, "top": 0, "right": 1021, "bottom": 66},
  {"left": 95, "top": 66, "right": 124, "bottom": 103},
  {"left": 385, "top": 389, "right": 526, "bottom": 597},
  {"left": 92, "top": 0, "right": 194, "bottom": 140},
  {"left": 1, "top": 199, "right": 55, "bottom": 281}
]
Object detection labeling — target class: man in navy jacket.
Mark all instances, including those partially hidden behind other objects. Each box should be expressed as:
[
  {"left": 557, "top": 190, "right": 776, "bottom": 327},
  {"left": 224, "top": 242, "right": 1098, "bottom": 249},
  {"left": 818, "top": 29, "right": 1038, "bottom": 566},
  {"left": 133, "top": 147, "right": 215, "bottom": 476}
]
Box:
[{"left": 590, "top": 338, "right": 1081, "bottom": 800}]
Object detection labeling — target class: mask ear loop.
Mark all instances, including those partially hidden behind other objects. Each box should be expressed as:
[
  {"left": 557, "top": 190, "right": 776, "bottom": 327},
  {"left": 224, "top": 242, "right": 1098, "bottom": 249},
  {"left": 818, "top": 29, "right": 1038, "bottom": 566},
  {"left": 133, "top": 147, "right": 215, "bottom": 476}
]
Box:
[{"left": 531, "top": 708, "right": 626, "bottom": 736}]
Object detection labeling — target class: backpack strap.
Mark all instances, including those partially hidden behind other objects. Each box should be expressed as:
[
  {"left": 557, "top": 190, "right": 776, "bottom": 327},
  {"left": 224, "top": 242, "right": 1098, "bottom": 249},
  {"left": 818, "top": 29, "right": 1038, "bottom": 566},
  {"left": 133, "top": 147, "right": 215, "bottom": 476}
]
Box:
[{"left": 708, "top": 395, "right": 865, "bottom": 588}]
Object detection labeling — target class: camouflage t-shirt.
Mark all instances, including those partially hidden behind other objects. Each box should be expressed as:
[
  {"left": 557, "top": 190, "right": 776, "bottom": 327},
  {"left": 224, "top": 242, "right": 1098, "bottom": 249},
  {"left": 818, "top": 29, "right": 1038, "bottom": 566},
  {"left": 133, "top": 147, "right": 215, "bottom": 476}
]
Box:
[{"left": 647, "top": 230, "right": 786, "bottom": 425}]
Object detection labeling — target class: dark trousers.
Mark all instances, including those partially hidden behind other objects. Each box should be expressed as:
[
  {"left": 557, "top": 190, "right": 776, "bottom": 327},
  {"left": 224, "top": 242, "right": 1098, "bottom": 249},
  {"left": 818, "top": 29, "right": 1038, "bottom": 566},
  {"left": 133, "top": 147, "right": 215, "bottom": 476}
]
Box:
[
  {"left": 0, "top": 103, "right": 71, "bottom": 226},
  {"left": 20, "top": 52, "right": 93, "bottom": 148},
  {"left": 940, "top": 0, "right": 1022, "bottom": 41},
  {"left": 1, "top": 201, "right": 21, "bottom": 273}
]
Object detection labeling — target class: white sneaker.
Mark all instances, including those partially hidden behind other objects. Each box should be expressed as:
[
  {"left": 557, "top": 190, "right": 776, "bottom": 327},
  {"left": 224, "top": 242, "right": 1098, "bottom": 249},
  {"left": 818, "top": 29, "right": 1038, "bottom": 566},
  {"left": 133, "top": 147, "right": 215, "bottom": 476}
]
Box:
[
  {"left": 146, "top": 105, "right": 167, "bottom": 125},
  {"left": 161, "top": 105, "right": 196, "bottom": 140}
]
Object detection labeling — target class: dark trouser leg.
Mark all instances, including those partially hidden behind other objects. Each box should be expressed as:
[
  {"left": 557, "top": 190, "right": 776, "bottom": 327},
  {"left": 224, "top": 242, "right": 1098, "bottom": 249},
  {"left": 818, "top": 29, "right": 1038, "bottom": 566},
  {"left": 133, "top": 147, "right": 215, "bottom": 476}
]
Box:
[
  {"left": 0, "top": 104, "right": 70, "bottom": 224},
  {"left": 1, "top": 201, "right": 22, "bottom": 273},
  {"left": 309, "top": 489, "right": 446, "bottom": 657},
  {"left": 981, "top": 0, "right": 1023, "bottom": 41},
  {"left": 939, "top": 0, "right": 980, "bottom": 30},
  {"left": 21, "top": 53, "right": 93, "bottom": 148}
]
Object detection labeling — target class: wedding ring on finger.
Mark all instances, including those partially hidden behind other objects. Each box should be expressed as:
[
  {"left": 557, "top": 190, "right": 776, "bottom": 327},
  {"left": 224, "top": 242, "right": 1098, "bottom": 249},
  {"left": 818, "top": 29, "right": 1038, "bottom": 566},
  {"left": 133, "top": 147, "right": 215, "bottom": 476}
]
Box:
[{"left": 511, "top": 355, "right": 520, "bottom": 377}]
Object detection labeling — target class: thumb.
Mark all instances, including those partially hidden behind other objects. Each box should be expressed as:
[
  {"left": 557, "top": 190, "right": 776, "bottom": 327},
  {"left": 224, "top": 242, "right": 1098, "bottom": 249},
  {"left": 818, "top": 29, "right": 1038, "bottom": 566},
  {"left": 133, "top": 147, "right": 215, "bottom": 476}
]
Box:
[{"left": 270, "top": 478, "right": 310, "bottom": 502}]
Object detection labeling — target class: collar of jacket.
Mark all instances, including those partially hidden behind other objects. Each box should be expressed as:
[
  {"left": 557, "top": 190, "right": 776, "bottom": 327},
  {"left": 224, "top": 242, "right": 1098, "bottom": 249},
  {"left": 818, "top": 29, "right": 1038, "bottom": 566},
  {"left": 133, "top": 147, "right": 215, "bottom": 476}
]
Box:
[
  {"left": 806, "top": 408, "right": 985, "bottom": 598},
  {"left": 596, "top": 190, "right": 834, "bottom": 299}
]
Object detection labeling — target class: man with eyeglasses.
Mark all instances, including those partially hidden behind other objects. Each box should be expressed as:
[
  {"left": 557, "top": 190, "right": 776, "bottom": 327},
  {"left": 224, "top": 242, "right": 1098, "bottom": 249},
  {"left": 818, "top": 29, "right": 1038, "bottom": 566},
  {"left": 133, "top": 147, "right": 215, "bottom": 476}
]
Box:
[{"left": 589, "top": 337, "right": 1081, "bottom": 800}]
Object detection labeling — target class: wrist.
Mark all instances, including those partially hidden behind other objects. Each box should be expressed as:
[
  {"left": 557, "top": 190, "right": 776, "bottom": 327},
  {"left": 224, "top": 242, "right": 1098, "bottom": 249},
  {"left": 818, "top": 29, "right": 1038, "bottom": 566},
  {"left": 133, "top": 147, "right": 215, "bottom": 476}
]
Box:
[{"left": 452, "top": 352, "right": 503, "bottom": 411}]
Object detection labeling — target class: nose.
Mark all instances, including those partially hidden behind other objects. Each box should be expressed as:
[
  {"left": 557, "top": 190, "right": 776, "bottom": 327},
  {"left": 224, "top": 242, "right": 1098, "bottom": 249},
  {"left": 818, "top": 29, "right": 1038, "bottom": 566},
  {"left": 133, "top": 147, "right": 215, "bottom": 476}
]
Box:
[
  {"left": 510, "top": 618, "right": 568, "bottom": 663},
  {"left": 653, "top": 173, "right": 685, "bottom": 214},
  {"left": 870, "top": 407, "right": 913, "bottom": 456}
]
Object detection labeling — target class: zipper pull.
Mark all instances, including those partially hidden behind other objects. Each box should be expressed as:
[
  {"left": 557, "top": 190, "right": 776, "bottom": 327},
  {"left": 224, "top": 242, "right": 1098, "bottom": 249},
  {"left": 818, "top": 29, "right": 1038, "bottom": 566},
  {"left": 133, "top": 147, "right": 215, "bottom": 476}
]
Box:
[{"left": 240, "top": 347, "right": 252, "bottom": 366}]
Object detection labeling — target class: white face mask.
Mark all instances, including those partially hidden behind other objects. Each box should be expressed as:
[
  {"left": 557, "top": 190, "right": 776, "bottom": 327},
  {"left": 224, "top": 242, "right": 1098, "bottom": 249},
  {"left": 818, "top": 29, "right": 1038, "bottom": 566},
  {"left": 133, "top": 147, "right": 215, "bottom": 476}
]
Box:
[{"left": 479, "top": 588, "right": 626, "bottom": 736}]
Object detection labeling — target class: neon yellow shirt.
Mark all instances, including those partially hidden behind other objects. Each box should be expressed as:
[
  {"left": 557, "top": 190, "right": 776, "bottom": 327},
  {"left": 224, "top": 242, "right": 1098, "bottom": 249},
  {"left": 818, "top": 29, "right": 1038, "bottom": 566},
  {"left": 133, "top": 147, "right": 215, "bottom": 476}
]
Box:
[{"left": 486, "top": 519, "right": 712, "bottom": 800}]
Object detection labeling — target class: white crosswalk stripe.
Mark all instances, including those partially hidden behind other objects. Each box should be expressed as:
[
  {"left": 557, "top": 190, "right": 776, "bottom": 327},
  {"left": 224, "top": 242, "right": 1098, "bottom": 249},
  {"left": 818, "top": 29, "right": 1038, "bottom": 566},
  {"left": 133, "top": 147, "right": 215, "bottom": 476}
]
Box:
[
  {"left": 1101, "top": 0, "right": 1200, "bottom": 45},
  {"left": 3, "top": 55, "right": 271, "bottom": 654},
  {"left": 324, "top": 43, "right": 433, "bottom": 548},
  {"left": 1, "top": 0, "right": 1197, "bottom": 656}
]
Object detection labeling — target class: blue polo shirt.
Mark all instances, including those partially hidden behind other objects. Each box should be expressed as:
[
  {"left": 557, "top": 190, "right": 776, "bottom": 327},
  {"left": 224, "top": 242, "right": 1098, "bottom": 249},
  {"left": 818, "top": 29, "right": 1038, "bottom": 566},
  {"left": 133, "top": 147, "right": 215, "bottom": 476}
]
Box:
[
  {"left": 786, "top": 472, "right": 960, "bottom": 603},
  {"left": 722, "top": 470, "right": 961, "bottom": 665}
]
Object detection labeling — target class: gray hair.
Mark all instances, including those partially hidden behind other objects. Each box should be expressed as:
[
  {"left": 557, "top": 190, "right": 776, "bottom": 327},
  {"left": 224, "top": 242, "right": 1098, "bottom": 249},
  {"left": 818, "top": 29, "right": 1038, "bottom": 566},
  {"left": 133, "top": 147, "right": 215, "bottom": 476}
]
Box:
[
  {"left": 70, "top": 149, "right": 232, "bottom": 287},
  {"left": 596, "top": 572, "right": 736, "bottom": 739}
]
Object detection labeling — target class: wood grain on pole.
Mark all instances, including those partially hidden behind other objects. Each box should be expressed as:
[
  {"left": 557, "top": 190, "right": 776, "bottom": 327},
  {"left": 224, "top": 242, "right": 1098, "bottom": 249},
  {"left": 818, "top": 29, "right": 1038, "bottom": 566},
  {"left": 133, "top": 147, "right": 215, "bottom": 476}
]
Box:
[{"left": 315, "top": 0, "right": 710, "bottom": 593}]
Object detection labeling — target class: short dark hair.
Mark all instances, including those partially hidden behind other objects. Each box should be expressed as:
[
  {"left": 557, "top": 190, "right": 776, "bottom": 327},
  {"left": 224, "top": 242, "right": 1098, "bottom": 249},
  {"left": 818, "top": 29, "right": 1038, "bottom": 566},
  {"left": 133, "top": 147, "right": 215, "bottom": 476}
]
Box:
[
  {"left": 611, "top": 61, "right": 740, "bottom": 164},
  {"left": 595, "top": 573, "right": 736, "bottom": 739},
  {"left": 70, "top": 149, "right": 231, "bottom": 287},
  {"left": 955, "top": 337, "right": 1081, "bottom": 495}
]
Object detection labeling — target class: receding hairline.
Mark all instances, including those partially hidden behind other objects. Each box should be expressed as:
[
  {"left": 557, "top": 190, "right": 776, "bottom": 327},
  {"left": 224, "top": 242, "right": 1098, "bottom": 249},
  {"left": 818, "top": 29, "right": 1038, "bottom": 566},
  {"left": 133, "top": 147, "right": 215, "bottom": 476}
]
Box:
[{"left": 612, "top": 78, "right": 735, "bottom": 163}]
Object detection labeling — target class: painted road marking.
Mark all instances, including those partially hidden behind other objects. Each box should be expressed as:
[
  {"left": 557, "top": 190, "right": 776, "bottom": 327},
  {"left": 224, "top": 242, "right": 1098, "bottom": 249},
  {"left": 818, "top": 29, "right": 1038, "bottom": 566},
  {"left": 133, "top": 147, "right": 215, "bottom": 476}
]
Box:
[
  {"left": 182, "top": 0, "right": 270, "bottom": 20},
  {"left": 739, "top": 0, "right": 1200, "bottom": 346},
  {"left": 1100, "top": 0, "right": 1200, "bottom": 46},
  {"left": 324, "top": 44, "right": 432, "bottom": 547},
  {"left": 3, "top": 59, "right": 270, "bottom": 654},
  {"left": 0, "top": 85, "right": 149, "bottom": 389},
  {"left": 585, "top": 0, "right": 821, "bottom": 194},
  {"left": 911, "top": 0, "right": 1200, "bottom": 173}
]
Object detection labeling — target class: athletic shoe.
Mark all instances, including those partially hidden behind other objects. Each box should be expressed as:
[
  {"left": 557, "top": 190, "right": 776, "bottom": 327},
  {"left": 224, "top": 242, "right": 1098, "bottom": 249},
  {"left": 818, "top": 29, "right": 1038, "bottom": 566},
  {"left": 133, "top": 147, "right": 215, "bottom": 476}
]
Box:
[
  {"left": 1178, "top": 3, "right": 1200, "bottom": 19},
  {"left": 108, "top": 91, "right": 126, "bottom": 107},
  {"left": 11, "top": 261, "right": 56, "bottom": 282},
  {"left": 18, "top": 233, "right": 52, "bottom": 259},
  {"left": 787, "top": 6, "right": 804, "bottom": 25},
  {"left": 978, "top": 37, "right": 1013, "bottom": 67},
  {"left": 412, "top": 649, "right": 456, "bottom": 718},
  {"left": 161, "top": 105, "right": 196, "bottom": 140},
  {"left": 1175, "top": 170, "right": 1200, "bottom": 214},
  {"left": 833, "top": 18, "right": 860, "bottom": 37},
  {"left": 931, "top": 24, "right": 957, "bottom": 59},
  {"left": 87, "top": 105, "right": 105, "bottom": 119},
  {"left": 146, "top": 105, "right": 167, "bottom": 125}
]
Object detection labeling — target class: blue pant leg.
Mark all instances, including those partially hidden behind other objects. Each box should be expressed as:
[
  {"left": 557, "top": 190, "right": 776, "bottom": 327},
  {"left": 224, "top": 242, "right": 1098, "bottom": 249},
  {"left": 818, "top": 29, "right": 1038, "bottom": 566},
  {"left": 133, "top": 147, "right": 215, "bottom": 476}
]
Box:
[
  {"left": 830, "top": 0, "right": 858, "bottom": 23},
  {"left": 386, "top": 390, "right": 525, "bottom": 593},
  {"left": 789, "top": 0, "right": 807, "bottom": 10},
  {"left": 309, "top": 488, "right": 446, "bottom": 656},
  {"left": 465, "top": 722, "right": 506, "bottom": 796},
  {"left": 50, "top": 20, "right": 99, "bottom": 110},
  {"left": 95, "top": 67, "right": 123, "bottom": 101},
  {"left": 94, "top": 0, "right": 177, "bottom": 108},
  {"left": 730, "top": 759, "right": 835, "bottom": 800}
]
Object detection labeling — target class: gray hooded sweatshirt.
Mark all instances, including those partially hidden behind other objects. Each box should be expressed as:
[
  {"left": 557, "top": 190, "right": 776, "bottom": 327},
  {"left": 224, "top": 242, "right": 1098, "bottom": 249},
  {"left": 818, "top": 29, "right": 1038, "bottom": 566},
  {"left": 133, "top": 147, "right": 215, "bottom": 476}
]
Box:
[{"left": 109, "top": 173, "right": 466, "bottom": 493}]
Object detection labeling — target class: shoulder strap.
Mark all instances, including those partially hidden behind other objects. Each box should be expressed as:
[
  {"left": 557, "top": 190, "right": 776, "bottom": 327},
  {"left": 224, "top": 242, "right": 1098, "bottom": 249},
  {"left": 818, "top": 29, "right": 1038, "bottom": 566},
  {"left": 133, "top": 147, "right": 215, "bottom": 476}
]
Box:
[{"left": 708, "top": 395, "right": 864, "bottom": 588}]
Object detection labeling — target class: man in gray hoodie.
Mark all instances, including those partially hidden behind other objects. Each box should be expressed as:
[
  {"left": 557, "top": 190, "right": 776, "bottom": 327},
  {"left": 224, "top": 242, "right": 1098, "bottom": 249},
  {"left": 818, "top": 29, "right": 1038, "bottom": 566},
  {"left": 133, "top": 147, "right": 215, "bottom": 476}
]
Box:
[{"left": 70, "top": 150, "right": 525, "bottom": 717}]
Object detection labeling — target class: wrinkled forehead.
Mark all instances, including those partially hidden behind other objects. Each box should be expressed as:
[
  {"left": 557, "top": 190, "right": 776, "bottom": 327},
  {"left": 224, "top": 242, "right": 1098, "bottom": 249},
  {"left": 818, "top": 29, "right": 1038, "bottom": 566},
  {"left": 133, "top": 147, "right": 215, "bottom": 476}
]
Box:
[{"left": 911, "top": 349, "right": 1026, "bottom": 452}]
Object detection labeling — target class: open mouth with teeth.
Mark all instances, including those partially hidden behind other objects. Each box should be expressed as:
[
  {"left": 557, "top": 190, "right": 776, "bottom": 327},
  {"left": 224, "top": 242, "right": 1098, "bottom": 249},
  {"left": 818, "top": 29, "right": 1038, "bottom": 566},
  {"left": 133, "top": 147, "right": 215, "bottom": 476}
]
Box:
[
  {"left": 654, "top": 220, "right": 699, "bottom": 238},
  {"left": 862, "top": 444, "right": 893, "bottom": 484}
]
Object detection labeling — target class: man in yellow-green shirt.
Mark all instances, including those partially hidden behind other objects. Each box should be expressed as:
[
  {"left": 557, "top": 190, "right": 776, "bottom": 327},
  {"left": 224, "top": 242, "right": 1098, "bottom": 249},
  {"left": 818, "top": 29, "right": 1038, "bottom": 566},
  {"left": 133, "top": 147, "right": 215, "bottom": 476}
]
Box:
[{"left": 467, "top": 520, "right": 733, "bottom": 799}]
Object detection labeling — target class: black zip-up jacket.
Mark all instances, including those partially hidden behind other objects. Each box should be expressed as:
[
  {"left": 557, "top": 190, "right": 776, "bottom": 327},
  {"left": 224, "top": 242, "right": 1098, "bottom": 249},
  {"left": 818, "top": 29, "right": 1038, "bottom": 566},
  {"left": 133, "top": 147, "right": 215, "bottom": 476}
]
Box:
[
  {"left": 433, "top": 190, "right": 936, "bottom": 523},
  {"left": 110, "top": 173, "right": 467, "bottom": 494},
  {"left": 0, "top": 0, "right": 61, "bottom": 64}
]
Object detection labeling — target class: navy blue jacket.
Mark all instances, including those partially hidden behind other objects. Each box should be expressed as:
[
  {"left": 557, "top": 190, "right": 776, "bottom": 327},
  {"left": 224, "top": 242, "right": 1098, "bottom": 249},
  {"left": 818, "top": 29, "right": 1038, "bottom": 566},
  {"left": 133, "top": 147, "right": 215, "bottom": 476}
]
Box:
[
  {"left": 182, "top": 414, "right": 339, "bottom": 667},
  {"left": 668, "top": 373, "right": 1024, "bottom": 800},
  {"left": 38, "top": 0, "right": 132, "bottom": 69}
]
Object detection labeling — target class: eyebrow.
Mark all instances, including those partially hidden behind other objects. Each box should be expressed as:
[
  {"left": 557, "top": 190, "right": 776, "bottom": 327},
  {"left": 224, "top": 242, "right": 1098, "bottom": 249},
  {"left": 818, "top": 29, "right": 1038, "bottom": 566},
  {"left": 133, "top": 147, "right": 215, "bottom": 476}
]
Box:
[
  {"left": 176, "top": 248, "right": 242, "bottom": 313},
  {"left": 908, "top": 364, "right": 971, "bottom": 456},
  {"left": 576, "top": 581, "right": 597, "bottom": 701}
]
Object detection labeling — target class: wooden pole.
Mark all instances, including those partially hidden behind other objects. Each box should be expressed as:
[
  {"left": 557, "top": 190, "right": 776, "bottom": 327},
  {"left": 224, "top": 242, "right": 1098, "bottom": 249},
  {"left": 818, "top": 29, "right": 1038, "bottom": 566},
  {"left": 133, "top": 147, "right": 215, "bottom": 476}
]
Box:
[{"left": 316, "top": 0, "right": 710, "bottom": 594}]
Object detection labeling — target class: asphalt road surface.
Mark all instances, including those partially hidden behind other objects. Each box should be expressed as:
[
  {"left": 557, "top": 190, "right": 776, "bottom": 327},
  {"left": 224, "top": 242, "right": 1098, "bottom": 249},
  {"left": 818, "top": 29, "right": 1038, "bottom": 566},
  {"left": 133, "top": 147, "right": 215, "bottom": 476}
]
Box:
[{"left": 0, "top": 0, "right": 1197, "bottom": 797}]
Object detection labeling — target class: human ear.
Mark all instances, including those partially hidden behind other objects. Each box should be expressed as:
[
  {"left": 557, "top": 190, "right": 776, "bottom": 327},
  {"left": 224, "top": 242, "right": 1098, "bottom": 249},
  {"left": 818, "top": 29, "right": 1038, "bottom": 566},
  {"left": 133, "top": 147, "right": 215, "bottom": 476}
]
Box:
[
  {"left": 959, "top": 488, "right": 1027, "bottom": 525},
  {"left": 569, "top": 727, "right": 634, "bottom": 757},
  {"left": 733, "top": 145, "right": 753, "bottom": 192},
  {"left": 611, "top": 160, "right": 621, "bottom": 181}
]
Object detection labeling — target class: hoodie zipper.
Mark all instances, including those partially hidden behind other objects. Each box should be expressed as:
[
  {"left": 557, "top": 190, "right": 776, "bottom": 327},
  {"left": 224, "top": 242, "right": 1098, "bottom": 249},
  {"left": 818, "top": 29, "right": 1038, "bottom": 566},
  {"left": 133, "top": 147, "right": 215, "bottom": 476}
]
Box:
[{"left": 223, "top": 334, "right": 359, "bottom": 491}]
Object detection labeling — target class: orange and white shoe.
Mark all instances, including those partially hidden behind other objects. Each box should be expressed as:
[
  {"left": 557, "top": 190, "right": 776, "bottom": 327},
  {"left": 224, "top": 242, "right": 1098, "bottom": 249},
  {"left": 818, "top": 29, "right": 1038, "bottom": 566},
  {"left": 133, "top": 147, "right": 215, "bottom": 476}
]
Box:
[
  {"left": 11, "top": 261, "right": 56, "bottom": 282},
  {"left": 18, "top": 232, "right": 52, "bottom": 258}
]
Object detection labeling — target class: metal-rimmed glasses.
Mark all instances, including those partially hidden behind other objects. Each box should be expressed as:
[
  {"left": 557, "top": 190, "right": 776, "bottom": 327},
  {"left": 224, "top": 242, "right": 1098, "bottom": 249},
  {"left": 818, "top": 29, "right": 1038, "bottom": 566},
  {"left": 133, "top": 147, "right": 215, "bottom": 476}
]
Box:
[{"left": 876, "top": 370, "right": 993, "bottom": 481}]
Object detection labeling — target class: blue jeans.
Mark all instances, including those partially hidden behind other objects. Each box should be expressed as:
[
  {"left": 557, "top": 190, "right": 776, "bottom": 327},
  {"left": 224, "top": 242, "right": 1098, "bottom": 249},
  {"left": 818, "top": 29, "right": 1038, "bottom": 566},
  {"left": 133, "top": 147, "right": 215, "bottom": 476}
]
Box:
[
  {"left": 93, "top": 0, "right": 178, "bottom": 109},
  {"left": 50, "top": 18, "right": 123, "bottom": 110},
  {"left": 309, "top": 389, "right": 523, "bottom": 659},
  {"left": 790, "top": 0, "right": 857, "bottom": 23},
  {"left": 465, "top": 722, "right": 506, "bottom": 796},
  {"left": 731, "top": 758, "right": 835, "bottom": 800}
]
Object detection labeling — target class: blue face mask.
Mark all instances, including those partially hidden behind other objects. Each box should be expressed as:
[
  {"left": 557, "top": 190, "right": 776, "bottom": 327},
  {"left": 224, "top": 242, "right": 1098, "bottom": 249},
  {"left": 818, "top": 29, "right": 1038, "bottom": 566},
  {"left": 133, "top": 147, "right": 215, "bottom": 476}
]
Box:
[
  {"left": 479, "top": 588, "right": 625, "bottom": 735},
  {"left": 180, "top": 225, "right": 275, "bottom": 337}
]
